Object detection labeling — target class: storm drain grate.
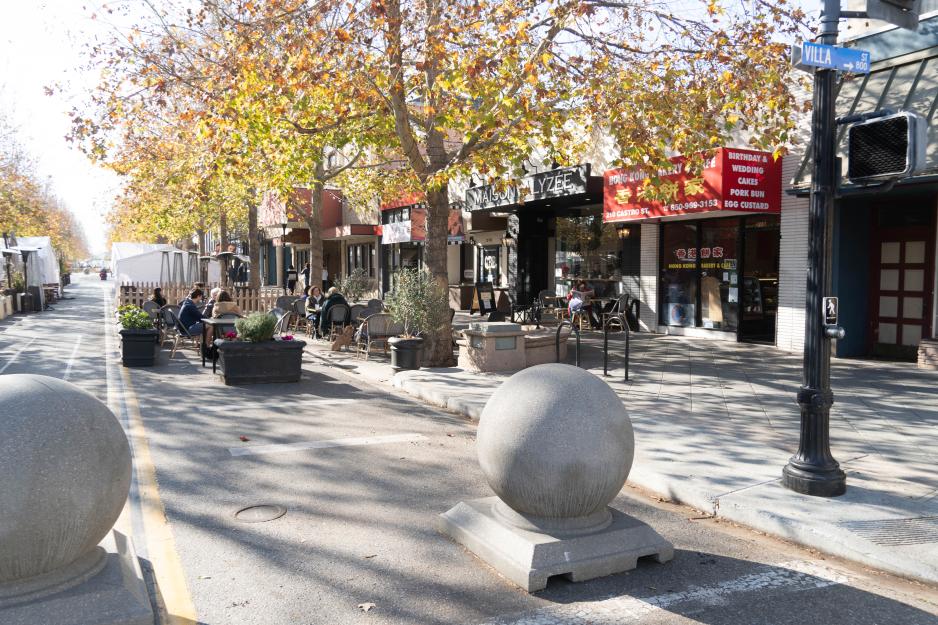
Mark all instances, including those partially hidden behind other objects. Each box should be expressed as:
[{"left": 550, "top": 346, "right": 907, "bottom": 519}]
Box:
[
  {"left": 841, "top": 516, "right": 938, "bottom": 546},
  {"left": 234, "top": 504, "right": 287, "bottom": 523}
]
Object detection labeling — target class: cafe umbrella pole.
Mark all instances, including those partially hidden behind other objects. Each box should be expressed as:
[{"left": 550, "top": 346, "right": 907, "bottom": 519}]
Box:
[{"left": 782, "top": 0, "right": 847, "bottom": 497}]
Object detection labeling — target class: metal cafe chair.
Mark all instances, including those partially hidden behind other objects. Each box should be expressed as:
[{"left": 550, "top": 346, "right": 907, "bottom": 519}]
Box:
[
  {"left": 274, "top": 311, "right": 293, "bottom": 337},
  {"left": 290, "top": 299, "right": 309, "bottom": 334},
  {"left": 159, "top": 305, "right": 181, "bottom": 346},
  {"left": 167, "top": 309, "right": 199, "bottom": 358},
  {"left": 326, "top": 303, "right": 351, "bottom": 341}
]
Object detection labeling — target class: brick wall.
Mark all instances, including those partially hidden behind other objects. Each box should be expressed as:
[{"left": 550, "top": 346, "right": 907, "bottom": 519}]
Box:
[{"left": 777, "top": 155, "right": 810, "bottom": 353}]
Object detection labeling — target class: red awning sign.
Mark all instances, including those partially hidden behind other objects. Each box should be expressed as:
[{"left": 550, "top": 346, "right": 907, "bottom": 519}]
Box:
[{"left": 603, "top": 148, "right": 782, "bottom": 223}]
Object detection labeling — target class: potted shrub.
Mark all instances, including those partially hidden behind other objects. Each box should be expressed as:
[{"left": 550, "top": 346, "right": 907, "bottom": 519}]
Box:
[
  {"left": 335, "top": 267, "right": 376, "bottom": 303},
  {"left": 118, "top": 305, "right": 159, "bottom": 367},
  {"left": 215, "top": 312, "right": 306, "bottom": 385},
  {"left": 384, "top": 268, "right": 449, "bottom": 371}
]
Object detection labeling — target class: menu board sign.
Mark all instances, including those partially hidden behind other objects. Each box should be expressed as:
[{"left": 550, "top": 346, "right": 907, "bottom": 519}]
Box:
[
  {"left": 603, "top": 148, "right": 782, "bottom": 223},
  {"left": 473, "top": 282, "right": 497, "bottom": 314}
]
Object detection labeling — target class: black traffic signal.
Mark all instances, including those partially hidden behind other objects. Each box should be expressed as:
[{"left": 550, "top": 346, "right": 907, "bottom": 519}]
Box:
[
  {"left": 846, "top": 112, "right": 927, "bottom": 182},
  {"left": 866, "top": 0, "right": 921, "bottom": 30}
]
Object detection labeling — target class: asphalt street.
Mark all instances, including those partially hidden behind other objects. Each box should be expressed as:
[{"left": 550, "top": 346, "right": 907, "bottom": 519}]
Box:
[{"left": 2, "top": 274, "right": 938, "bottom": 625}]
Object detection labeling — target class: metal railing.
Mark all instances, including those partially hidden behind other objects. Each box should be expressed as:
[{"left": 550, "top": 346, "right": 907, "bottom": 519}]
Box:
[
  {"left": 555, "top": 319, "right": 581, "bottom": 367},
  {"left": 603, "top": 314, "right": 630, "bottom": 381}
]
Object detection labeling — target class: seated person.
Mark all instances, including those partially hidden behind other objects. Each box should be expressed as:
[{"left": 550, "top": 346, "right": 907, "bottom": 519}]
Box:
[
  {"left": 202, "top": 287, "right": 222, "bottom": 318},
  {"left": 177, "top": 288, "right": 205, "bottom": 337},
  {"left": 318, "top": 287, "right": 349, "bottom": 336},
  {"left": 568, "top": 281, "right": 600, "bottom": 328},
  {"left": 305, "top": 286, "right": 325, "bottom": 335},
  {"left": 211, "top": 290, "right": 241, "bottom": 317},
  {"left": 150, "top": 287, "right": 167, "bottom": 308}
]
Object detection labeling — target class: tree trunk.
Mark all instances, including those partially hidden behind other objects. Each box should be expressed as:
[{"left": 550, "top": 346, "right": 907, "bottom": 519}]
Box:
[
  {"left": 304, "top": 167, "right": 325, "bottom": 295},
  {"left": 423, "top": 185, "right": 455, "bottom": 367},
  {"left": 219, "top": 208, "right": 229, "bottom": 287},
  {"left": 247, "top": 189, "right": 260, "bottom": 289}
]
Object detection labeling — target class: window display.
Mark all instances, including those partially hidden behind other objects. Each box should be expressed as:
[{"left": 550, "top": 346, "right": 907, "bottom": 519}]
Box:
[
  {"left": 699, "top": 218, "right": 739, "bottom": 331},
  {"left": 660, "top": 222, "right": 698, "bottom": 327},
  {"left": 658, "top": 215, "right": 779, "bottom": 339},
  {"left": 555, "top": 216, "right": 621, "bottom": 298}
]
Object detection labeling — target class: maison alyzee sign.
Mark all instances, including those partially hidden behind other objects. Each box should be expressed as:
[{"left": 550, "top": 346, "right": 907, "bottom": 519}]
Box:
[{"left": 466, "top": 165, "right": 590, "bottom": 211}]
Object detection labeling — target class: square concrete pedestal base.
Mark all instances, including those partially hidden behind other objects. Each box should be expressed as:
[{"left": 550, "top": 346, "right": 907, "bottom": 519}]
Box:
[
  {"left": 439, "top": 497, "right": 674, "bottom": 592},
  {"left": 0, "top": 530, "right": 153, "bottom": 625}
]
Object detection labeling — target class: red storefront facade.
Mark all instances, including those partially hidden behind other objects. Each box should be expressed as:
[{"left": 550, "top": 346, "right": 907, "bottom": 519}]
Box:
[{"left": 603, "top": 148, "right": 785, "bottom": 343}]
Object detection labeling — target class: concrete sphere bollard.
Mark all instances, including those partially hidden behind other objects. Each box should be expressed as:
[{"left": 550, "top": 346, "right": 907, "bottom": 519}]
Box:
[
  {"left": 0, "top": 375, "right": 131, "bottom": 591},
  {"left": 477, "top": 363, "right": 634, "bottom": 527}
]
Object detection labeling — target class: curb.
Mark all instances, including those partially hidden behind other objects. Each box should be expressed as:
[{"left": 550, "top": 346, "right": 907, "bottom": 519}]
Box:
[{"left": 303, "top": 346, "right": 938, "bottom": 587}]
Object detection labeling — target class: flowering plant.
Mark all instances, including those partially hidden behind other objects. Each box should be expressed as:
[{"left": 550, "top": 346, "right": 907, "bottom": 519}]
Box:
[
  {"left": 280, "top": 335, "right": 294, "bottom": 341},
  {"left": 224, "top": 331, "right": 237, "bottom": 340}
]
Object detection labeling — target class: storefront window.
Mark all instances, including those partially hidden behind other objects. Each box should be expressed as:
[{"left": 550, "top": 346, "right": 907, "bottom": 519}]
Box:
[
  {"left": 660, "top": 223, "right": 699, "bottom": 327},
  {"left": 555, "top": 216, "right": 620, "bottom": 298},
  {"left": 699, "top": 218, "right": 739, "bottom": 331},
  {"left": 658, "top": 215, "right": 779, "bottom": 337},
  {"left": 347, "top": 243, "right": 375, "bottom": 277}
]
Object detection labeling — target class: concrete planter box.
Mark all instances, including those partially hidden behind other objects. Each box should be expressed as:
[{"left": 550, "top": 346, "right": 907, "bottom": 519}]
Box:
[
  {"left": 119, "top": 328, "right": 159, "bottom": 367},
  {"left": 457, "top": 323, "right": 573, "bottom": 372},
  {"left": 523, "top": 326, "right": 571, "bottom": 367},
  {"left": 458, "top": 323, "right": 526, "bottom": 373},
  {"left": 215, "top": 338, "right": 306, "bottom": 385},
  {"left": 389, "top": 337, "right": 424, "bottom": 370}
]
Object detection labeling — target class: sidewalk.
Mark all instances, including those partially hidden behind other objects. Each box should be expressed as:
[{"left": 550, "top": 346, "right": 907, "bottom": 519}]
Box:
[{"left": 304, "top": 331, "right": 938, "bottom": 586}]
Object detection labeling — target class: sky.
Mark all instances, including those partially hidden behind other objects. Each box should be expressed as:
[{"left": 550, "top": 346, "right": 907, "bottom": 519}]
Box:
[
  {"left": 0, "top": 0, "right": 824, "bottom": 259},
  {"left": 0, "top": 0, "right": 121, "bottom": 257}
]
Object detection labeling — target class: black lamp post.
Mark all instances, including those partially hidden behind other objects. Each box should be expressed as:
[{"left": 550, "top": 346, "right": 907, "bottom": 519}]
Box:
[
  {"left": 782, "top": 0, "right": 847, "bottom": 498},
  {"left": 280, "top": 222, "right": 288, "bottom": 296}
]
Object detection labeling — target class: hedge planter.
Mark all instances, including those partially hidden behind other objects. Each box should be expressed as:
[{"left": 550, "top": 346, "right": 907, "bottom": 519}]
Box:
[
  {"left": 215, "top": 338, "right": 306, "bottom": 385},
  {"left": 388, "top": 336, "right": 424, "bottom": 371},
  {"left": 119, "top": 328, "right": 159, "bottom": 367}
]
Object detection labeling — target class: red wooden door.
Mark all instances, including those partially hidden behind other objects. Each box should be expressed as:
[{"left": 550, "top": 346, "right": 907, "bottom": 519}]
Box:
[{"left": 870, "top": 210, "right": 935, "bottom": 359}]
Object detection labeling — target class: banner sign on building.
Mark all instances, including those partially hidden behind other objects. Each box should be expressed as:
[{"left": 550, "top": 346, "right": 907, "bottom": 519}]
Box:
[
  {"left": 603, "top": 148, "right": 782, "bottom": 223},
  {"left": 466, "top": 165, "right": 590, "bottom": 212},
  {"left": 448, "top": 209, "right": 466, "bottom": 243},
  {"left": 380, "top": 207, "right": 427, "bottom": 244}
]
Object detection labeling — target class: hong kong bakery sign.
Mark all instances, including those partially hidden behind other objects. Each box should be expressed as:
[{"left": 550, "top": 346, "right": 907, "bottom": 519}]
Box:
[{"left": 603, "top": 148, "right": 782, "bottom": 223}]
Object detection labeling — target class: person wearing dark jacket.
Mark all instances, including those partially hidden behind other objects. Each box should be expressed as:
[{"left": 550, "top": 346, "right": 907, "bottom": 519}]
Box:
[
  {"left": 318, "top": 287, "right": 349, "bottom": 336},
  {"left": 150, "top": 288, "right": 167, "bottom": 308},
  {"left": 178, "top": 288, "right": 205, "bottom": 336}
]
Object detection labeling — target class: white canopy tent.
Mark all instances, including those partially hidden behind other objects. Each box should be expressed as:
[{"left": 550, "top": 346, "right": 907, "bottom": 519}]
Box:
[
  {"left": 16, "top": 236, "right": 60, "bottom": 287},
  {"left": 111, "top": 242, "right": 223, "bottom": 285},
  {"left": 110, "top": 242, "right": 177, "bottom": 284}
]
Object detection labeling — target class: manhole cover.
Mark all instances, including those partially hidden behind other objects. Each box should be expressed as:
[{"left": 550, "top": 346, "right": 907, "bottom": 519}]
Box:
[
  {"left": 234, "top": 504, "right": 287, "bottom": 523},
  {"left": 841, "top": 516, "right": 938, "bottom": 546}
]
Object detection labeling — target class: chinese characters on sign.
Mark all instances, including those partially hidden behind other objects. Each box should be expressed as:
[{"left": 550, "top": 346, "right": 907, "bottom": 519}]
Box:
[{"left": 602, "top": 148, "right": 782, "bottom": 223}]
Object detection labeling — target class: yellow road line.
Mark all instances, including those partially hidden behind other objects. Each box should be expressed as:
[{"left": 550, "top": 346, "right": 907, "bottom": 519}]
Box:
[
  {"left": 103, "top": 281, "right": 196, "bottom": 625},
  {"left": 120, "top": 364, "right": 198, "bottom": 625}
]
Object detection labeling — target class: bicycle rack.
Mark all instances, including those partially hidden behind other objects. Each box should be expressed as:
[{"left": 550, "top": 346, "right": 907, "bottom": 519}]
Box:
[
  {"left": 603, "top": 314, "right": 630, "bottom": 381},
  {"left": 555, "top": 319, "right": 581, "bottom": 367}
]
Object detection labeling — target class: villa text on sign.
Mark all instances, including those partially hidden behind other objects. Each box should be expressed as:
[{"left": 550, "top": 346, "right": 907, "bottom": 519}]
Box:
[{"left": 792, "top": 41, "right": 871, "bottom": 74}]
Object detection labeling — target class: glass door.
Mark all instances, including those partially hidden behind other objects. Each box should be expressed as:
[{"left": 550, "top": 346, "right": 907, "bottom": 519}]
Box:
[{"left": 739, "top": 216, "right": 780, "bottom": 344}]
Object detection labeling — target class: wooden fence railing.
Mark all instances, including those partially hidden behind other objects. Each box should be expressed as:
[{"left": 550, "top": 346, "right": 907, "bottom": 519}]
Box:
[{"left": 117, "top": 282, "right": 289, "bottom": 313}]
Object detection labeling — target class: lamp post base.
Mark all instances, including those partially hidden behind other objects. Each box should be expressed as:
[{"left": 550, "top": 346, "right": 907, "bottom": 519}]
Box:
[{"left": 782, "top": 461, "right": 846, "bottom": 497}]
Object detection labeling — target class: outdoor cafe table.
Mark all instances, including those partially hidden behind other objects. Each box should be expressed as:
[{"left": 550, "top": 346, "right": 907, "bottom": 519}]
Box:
[{"left": 201, "top": 317, "right": 240, "bottom": 370}]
